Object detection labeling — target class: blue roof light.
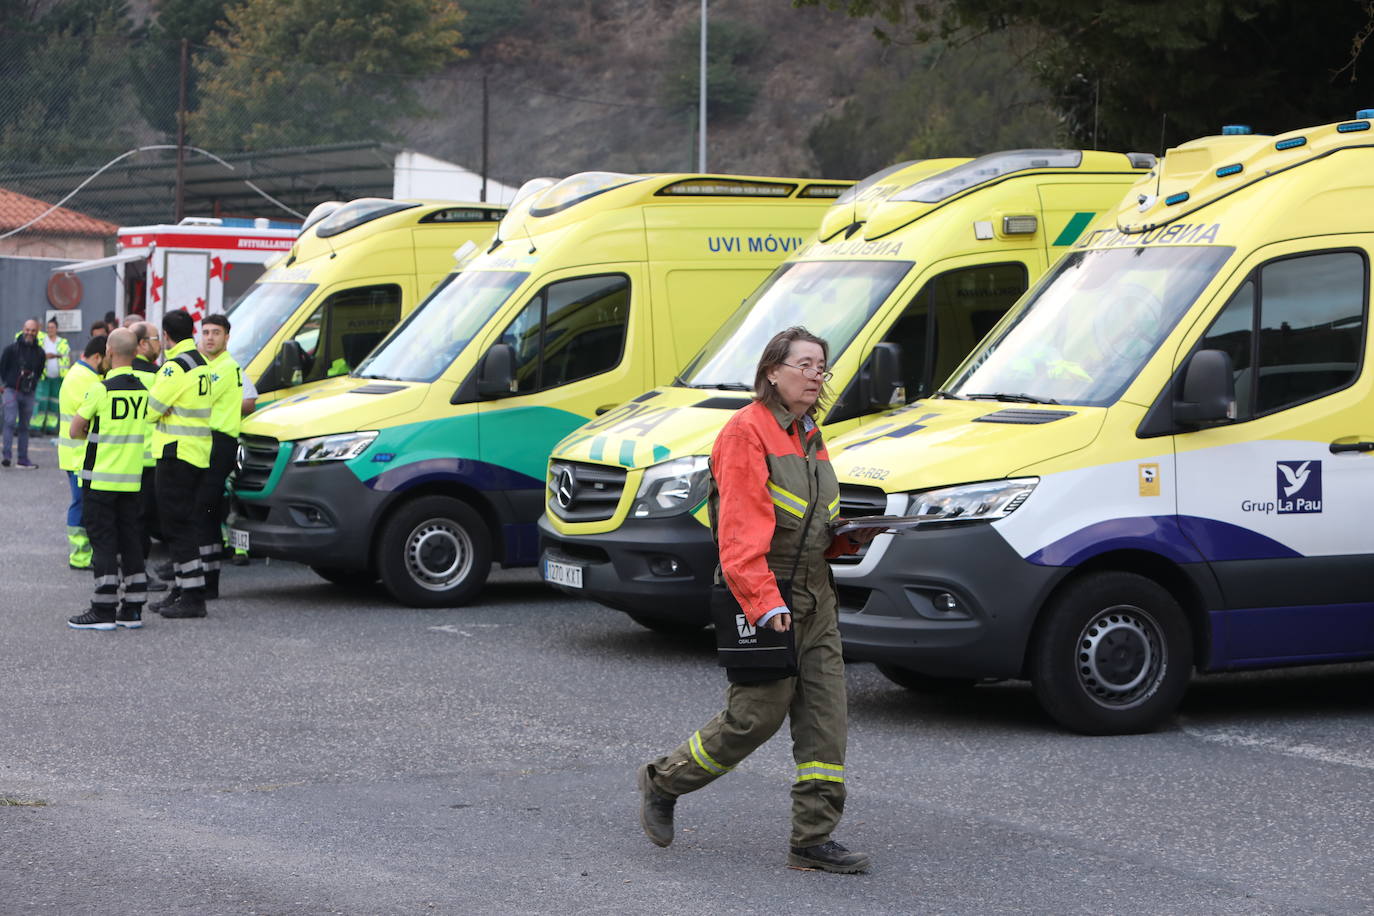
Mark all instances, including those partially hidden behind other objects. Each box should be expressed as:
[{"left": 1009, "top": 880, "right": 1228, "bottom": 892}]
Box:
[
  {"left": 1215, "top": 164, "right": 1243, "bottom": 178},
  {"left": 1356, "top": 109, "right": 1374, "bottom": 119},
  {"left": 1165, "top": 192, "right": 1191, "bottom": 206},
  {"left": 1337, "top": 121, "right": 1371, "bottom": 133},
  {"left": 1221, "top": 125, "right": 1253, "bottom": 136},
  {"left": 1275, "top": 137, "right": 1307, "bottom": 150}
]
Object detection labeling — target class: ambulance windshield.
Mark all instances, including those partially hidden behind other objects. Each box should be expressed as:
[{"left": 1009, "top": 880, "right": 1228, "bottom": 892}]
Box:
[
  {"left": 226, "top": 282, "right": 318, "bottom": 369},
  {"left": 355, "top": 269, "right": 528, "bottom": 382},
  {"left": 679, "top": 260, "right": 913, "bottom": 389},
  {"left": 947, "top": 245, "right": 1234, "bottom": 407}
]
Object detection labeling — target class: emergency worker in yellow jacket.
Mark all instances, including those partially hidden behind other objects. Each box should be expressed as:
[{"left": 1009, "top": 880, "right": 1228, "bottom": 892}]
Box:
[
  {"left": 638, "top": 327, "right": 878, "bottom": 875},
  {"left": 195, "top": 313, "right": 251, "bottom": 599},
  {"left": 145, "top": 309, "right": 213, "bottom": 620},
  {"left": 56, "top": 336, "right": 106, "bottom": 569},
  {"left": 32, "top": 319, "right": 71, "bottom": 435},
  {"left": 67, "top": 329, "right": 148, "bottom": 630}
]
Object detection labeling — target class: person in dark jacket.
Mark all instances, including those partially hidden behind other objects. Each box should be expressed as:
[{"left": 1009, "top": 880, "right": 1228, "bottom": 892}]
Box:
[
  {"left": 637, "top": 326, "right": 880, "bottom": 874},
  {"left": 0, "top": 318, "right": 46, "bottom": 468}
]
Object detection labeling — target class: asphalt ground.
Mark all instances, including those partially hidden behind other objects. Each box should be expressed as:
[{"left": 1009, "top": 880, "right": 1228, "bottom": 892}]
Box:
[{"left": 3, "top": 438, "right": 1374, "bottom": 914}]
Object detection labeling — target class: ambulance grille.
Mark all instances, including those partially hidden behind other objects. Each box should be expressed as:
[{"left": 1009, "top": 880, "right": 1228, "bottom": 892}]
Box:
[
  {"left": 235, "top": 434, "right": 280, "bottom": 493},
  {"left": 833, "top": 484, "right": 889, "bottom": 566},
  {"left": 547, "top": 460, "right": 628, "bottom": 522}
]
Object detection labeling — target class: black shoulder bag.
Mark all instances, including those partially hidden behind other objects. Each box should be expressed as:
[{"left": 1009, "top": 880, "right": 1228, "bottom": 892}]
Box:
[{"left": 710, "top": 448, "right": 818, "bottom": 684}]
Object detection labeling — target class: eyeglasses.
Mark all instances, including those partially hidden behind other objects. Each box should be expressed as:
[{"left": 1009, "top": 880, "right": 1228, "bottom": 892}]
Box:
[{"left": 781, "top": 362, "right": 832, "bottom": 381}]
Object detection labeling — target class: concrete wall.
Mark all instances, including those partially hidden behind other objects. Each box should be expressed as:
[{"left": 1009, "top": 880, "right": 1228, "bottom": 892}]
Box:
[
  {"left": 0, "top": 256, "right": 117, "bottom": 347},
  {"left": 0, "top": 236, "right": 106, "bottom": 260}
]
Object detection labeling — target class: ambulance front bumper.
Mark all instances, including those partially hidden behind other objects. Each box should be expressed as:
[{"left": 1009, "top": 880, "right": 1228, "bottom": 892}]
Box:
[
  {"left": 537, "top": 514, "right": 717, "bottom": 623},
  {"left": 228, "top": 463, "right": 381, "bottom": 569},
  {"left": 834, "top": 523, "right": 1068, "bottom": 679}
]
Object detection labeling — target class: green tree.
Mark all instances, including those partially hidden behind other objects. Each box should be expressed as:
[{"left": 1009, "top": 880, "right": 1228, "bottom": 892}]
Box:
[
  {"left": 189, "top": 0, "right": 466, "bottom": 152},
  {"left": 132, "top": 0, "right": 231, "bottom": 137},
  {"left": 809, "top": 28, "right": 1063, "bottom": 177},
  {"left": 797, "top": 0, "right": 1374, "bottom": 152},
  {"left": 0, "top": 0, "right": 137, "bottom": 168},
  {"left": 661, "top": 18, "right": 767, "bottom": 120},
  {"left": 457, "top": 0, "right": 528, "bottom": 51}
]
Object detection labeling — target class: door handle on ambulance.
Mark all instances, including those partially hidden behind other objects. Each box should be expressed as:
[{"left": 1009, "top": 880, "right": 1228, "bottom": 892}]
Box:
[{"left": 1329, "top": 440, "right": 1374, "bottom": 454}]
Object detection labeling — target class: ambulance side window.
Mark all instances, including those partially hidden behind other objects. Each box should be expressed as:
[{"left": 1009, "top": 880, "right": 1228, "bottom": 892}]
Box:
[
  {"left": 887, "top": 262, "right": 1028, "bottom": 398},
  {"left": 298, "top": 284, "right": 403, "bottom": 384},
  {"left": 497, "top": 274, "right": 630, "bottom": 395},
  {"left": 1198, "top": 251, "right": 1366, "bottom": 420}
]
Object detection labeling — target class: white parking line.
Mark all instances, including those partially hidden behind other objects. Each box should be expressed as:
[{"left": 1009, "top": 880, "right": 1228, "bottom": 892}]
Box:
[{"left": 1180, "top": 719, "right": 1374, "bottom": 771}]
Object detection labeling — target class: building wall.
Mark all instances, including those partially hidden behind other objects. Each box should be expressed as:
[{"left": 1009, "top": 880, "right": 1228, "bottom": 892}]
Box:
[
  {"left": 0, "top": 235, "right": 107, "bottom": 260},
  {"left": 0, "top": 256, "right": 116, "bottom": 346}
]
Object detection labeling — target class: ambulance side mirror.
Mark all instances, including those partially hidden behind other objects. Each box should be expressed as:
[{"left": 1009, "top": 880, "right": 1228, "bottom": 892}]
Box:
[
  {"left": 865, "top": 342, "right": 905, "bottom": 409},
  {"left": 476, "top": 343, "right": 516, "bottom": 398},
  {"left": 1174, "top": 349, "right": 1235, "bottom": 426}
]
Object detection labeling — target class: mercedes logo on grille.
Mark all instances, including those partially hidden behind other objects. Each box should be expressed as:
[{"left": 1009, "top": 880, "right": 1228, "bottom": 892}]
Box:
[
  {"left": 555, "top": 466, "right": 579, "bottom": 510},
  {"left": 236, "top": 443, "right": 247, "bottom": 473}
]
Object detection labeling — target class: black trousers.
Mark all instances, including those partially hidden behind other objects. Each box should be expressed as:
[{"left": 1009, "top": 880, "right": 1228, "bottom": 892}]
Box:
[
  {"left": 193, "top": 431, "right": 237, "bottom": 573},
  {"left": 83, "top": 487, "right": 147, "bottom": 610},
  {"left": 156, "top": 444, "right": 206, "bottom": 591},
  {"left": 139, "top": 465, "right": 157, "bottom": 558}
]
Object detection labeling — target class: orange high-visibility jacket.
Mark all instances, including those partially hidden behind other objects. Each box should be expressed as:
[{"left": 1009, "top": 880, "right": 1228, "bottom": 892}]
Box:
[{"left": 710, "top": 399, "right": 858, "bottom": 625}]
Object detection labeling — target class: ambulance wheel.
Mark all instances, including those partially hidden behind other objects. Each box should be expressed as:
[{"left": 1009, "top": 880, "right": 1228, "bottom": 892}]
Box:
[
  {"left": 311, "top": 565, "right": 378, "bottom": 588},
  {"left": 1030, "top": 572, "right": 1192, "bottom": 736},
  {"left": 876, "top": 665, "right": 977, "bottom": 694},
  {"left": 627, "top": 612, "right": 705, "bottom": 635},
  {"left": 377, "top": 496, "right": 492, "bottom": 608}
]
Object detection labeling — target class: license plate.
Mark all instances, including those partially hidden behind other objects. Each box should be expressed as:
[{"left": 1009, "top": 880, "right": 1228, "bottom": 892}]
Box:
[
  {"left": 543, "top": 559, "right": 583, "bottom": 589},
  {"left": 228, "top": 528, "right": 250, "bottom": 551}
]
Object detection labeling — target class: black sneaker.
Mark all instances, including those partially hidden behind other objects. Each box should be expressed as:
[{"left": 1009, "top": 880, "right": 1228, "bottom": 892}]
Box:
[
  {"left": 637, "top": 764, "right": 676, "bottom": 848},
  {"left": 160, "top": 591, "right": 206, "bottom": 619},
  {"left": 150, "top": 586, "right": 182, "bottom": 613},
  {"left": 69, "top": 562, "right": 91, "bottom": 571},
  {"left": 787, "top": 840, "right": 871, "bottom": 874},
  {"left": 16, "top": 459, "right": 36, "bottom": 469},
  {"left": 115, "top": 606, "right": 143, "bottom": 629},
  {"left": 1, "top": 458, "right": 9, "bottom": 467},
  {"left": 68, "top": 609, "right": 117, "bottom": 631}
]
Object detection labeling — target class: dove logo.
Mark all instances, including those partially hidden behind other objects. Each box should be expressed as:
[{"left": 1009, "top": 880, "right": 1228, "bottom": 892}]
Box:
[{"left": 1276, "top": 460, "right": 1322, "bottom": 514}]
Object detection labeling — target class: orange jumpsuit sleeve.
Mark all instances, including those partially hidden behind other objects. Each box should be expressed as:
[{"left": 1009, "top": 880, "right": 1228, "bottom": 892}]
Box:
[{"left": 712, "top": 426, "right": 785, "bottom": 626}]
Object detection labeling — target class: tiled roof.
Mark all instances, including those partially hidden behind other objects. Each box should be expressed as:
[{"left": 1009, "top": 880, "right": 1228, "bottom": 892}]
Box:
[{"left": 0, "top": 187, "right": 118, "bottom": 238}]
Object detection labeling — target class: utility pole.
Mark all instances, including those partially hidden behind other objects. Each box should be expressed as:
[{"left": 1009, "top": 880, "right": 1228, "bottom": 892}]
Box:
[
  {"left": 175, "top": 38, "right": 189, "bottom": 222},
  {"left": 481, "top": 73, "right": 489, "bottom": 203},
  {"left": 698, "top": 0, "right": 707, "bottom": 172}
]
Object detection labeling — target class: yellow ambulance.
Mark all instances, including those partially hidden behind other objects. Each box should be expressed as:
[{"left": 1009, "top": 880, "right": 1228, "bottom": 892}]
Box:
[
  {"left": 225, "top": 198, "right": 504, "bottom": 408},
  {"left": 227, "top": 171, "right": 850, "bottom": 606},
  {"left": 826, "top": 112, "right": 1374, "bottom": 735},
  {"left": 539, "top": 150, "right": 1152, "bottom": 632}
]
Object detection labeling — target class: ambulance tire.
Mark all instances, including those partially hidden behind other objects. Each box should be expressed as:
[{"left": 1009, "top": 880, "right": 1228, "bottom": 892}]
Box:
[
  {"left": 377, "top": 496, "right": 492, "bottom": 608},
  {"left": 1031, "top": 572, "right": 1192, "bottom": 736},
  {"left": 875, "top": 665, "right": 977, "bottom": 694},
  {"left": 311, "top": 565, "right": 378, "bottom": 588}
]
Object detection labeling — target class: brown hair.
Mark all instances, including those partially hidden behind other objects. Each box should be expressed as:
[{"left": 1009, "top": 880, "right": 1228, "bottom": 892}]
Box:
[{"left": 753, "top": 326, "right": 831, "bottom": 418}]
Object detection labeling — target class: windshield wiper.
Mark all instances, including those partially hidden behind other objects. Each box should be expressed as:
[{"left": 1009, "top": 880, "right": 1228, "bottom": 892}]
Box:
[
  {"left": 689, "top": 382, "right": 752, "bottom": 391},
  {"left": 360, "top": 373, "right": 402, "bottom": 381},
  {"left": 962, "top": 392, "right": 1060, "bottom": 405},
  {"left": 933, "top": 389, "right": 963, "bottom": 400}
]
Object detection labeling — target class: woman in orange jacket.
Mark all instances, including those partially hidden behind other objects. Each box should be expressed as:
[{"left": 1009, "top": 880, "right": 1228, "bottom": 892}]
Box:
[{"left": 637, "top": 326, "right": 879, "bottom": 874}]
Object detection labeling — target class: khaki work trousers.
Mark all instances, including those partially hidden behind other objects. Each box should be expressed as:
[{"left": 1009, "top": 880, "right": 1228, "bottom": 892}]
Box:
[{"left": 646, "top": 565, "right": 848, "bottom": 848}]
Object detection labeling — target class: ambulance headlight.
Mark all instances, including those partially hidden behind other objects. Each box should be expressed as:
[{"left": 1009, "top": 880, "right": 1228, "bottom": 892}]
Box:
[
  {"left": 631, "top": 456, "right": 711, "bottom": 518},
  {"left": 293, "top": 431, "right": 378, "bottom": 465},
  {"left": 902, "top": 478, "right": 1037, "bottom": 524}
]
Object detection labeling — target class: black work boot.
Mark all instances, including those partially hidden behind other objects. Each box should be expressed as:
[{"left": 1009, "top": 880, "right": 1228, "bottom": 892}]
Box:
[
  {"left": 787, "top": 840, "right": 871, "bottom": 874},
  {"left": 160, "top": 588, "right": 207, "bottom": 619},
  {"left": 204, "top": 570, "right": 219, "bottom": 601},
  {"left": 637, "top": 764, "right": 676, "bottom": 847},
  {"left": 150, "top": 586, "right": 182, "bottom": 613}
]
